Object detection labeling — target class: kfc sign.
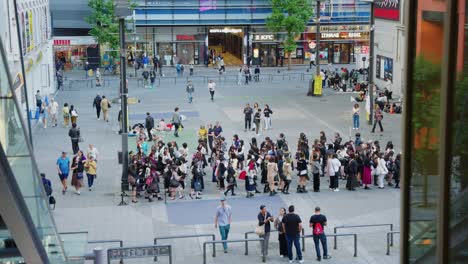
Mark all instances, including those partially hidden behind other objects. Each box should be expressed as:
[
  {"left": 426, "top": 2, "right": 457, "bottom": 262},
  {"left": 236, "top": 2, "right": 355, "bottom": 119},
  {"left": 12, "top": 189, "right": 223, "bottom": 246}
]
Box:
[{"left": 254, "top": 34, "right": 276, "bottom": 41}]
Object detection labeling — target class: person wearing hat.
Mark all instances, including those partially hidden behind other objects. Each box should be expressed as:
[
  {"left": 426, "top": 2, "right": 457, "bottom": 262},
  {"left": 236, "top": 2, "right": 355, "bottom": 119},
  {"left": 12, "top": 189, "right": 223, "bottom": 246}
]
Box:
[
  {"left": 214, "top": 196, "right": 232, "bottom": 253},
  {"left": 309, "top": 206, "right": 331, "bottom": 261},
  {"left": 258, "top": 205, "right": 274, "bottom": 257}
]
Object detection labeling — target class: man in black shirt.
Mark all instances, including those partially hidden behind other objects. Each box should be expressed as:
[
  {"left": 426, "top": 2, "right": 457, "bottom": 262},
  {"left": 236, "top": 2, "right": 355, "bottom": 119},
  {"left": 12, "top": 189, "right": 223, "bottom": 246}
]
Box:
[
  {"left": 282, "top": 205, "right": 303, "bottom": 263},
  {"left": 309, "top": 207, "right": 331, "bottom": 261},
  {"left": 145, "top": 112, "right": 155, "bottom": 141},
  {"left": 243, "top": 103, "right": 253, "bottom": 132},
  {"left": 258, "top": 205, "right": 274, "bottom": 257}
]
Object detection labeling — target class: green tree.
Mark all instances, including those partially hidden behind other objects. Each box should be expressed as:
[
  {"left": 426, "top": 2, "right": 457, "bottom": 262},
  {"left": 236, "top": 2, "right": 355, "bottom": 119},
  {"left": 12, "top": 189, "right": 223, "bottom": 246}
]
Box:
[
  {"left": 86, "top": 0, "right": 120, "bottom": 55},
  {"left": 266, "top": 0, "right": 313, "bottom": 70}
]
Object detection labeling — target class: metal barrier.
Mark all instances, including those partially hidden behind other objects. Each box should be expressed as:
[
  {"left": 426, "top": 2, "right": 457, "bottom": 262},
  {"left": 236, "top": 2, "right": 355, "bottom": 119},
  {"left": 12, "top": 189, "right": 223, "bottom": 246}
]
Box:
[
  {"left": 154, "top": 233, "right": 216, "bottom": 262},
  {"left": 334, "top": 224, "right": 394, "bottom": 248},
  {"left": 386, "top": 231, "right": 400, "bottom": 255},
  {"left": 245, "top": 229, "right": 304, "bottom": 256},
  {"left": 68, "top": 79, "right": 93, "bottom": 89},
  {"left": 203, "top": 238, "right": 265, "bottom": 264},
  {"left": 88, "top": 240, "right": 124, "bottom": 264},
  {"left": 301, "top": 233, "right": 358, "bottom": 257}
]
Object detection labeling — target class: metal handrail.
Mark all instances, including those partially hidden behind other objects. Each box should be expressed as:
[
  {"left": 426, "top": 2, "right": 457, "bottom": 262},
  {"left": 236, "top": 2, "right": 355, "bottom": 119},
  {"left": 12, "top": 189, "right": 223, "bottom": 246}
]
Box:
[
  {"left": 386, "top": 231, "right": 400, "bottom": 255},
  {"left": 244, "top": 229, "right": 305, "bottom": 255},
  {"left": 334, "top": 223, "right": 394, "bottom": 247},
  {"left": 154, "top": 233, "right": 216, "bottom": 262},
  {"left": 203, "top": 238, "right": 266, "bottom": 264},
  {"left": 301, "top": 233, "right": 358, "bottom": 257}
]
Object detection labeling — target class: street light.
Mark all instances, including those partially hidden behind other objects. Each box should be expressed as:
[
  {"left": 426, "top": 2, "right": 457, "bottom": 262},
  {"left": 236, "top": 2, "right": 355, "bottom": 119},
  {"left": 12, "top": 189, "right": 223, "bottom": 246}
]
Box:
[
  {"left": 115, "top": 0, "right": 132, "bottom": 201},
  {"left": 360, "top": 0, "right": 382, "bottom": 125}
]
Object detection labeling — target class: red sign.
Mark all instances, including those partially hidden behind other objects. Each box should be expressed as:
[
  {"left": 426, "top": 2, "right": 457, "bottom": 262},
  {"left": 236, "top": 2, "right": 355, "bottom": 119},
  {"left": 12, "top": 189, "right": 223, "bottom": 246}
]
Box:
[
  {"left": 54, "top": 39, "right": 71, "bottom": 46},
  {"left": 375, "top": 1, "right": 400, "bottom": 21},
  {"left": 176, "top": 35, "right": 196, "bottom": 41}
]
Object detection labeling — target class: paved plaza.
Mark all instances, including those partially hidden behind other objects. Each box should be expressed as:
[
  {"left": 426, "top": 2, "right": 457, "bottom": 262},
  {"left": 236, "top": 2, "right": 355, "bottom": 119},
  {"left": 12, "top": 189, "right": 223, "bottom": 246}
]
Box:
[{"left": 33, "top": 68, "right": 402, "bottom": 264}]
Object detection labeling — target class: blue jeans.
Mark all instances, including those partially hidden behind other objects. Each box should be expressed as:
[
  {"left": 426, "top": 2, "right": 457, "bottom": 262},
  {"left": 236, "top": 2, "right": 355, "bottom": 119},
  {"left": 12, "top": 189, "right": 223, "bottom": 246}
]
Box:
[
  {"left": 285, "top": 234, "right": 302, "bottom": 261},
  {"left": 313, "top": 233, "right": 328, "bottom": 258},
  {"left": 219, "top": 224, "right": 230, "bottom": 250},
  {"left": 353, "top": 114, "right": 359, "bottom": 129},
  {"left": 188, "top": 92, "right": 193, "bottom": 103},
  {"left": 87, "top": 174, "right": 96, "bottom": 188}
]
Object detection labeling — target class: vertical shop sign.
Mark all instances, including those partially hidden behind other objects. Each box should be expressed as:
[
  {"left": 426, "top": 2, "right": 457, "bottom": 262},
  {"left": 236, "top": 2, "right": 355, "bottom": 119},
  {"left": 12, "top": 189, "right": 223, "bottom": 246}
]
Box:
[{"left": 28, "top": 10, "right": 34, "bottom": 51}]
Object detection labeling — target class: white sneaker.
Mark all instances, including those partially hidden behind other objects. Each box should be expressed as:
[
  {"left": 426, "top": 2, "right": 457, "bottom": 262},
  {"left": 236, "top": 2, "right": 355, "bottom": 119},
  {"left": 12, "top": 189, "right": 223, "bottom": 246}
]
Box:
[
  {"left": 289, "top": 261, "right": 293, "bottom": 263},
  {"left": 334, "top": 188, "right": 340, "bottom": 192},
  {"left": 299, "top": 259, "right": 304, "bottom": 263},
  {"left": 76, "top": 190, "right": 81, "bottom": 195},
  {"left": 97, "top": 118, "right": 100, "bottom": 120}
]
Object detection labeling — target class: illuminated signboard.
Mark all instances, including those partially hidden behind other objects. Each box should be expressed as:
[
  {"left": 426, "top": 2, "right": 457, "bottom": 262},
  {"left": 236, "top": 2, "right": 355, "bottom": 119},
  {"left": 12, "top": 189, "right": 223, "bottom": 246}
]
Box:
[
  {"left": 209, "top": 28, "right": 242, "bottom": 33},
  {"left": 320, "top": 32, "right": 364, "bottom": 39},
  {"left": 253, "top": 34, "right": 276, "bottom": 41}
]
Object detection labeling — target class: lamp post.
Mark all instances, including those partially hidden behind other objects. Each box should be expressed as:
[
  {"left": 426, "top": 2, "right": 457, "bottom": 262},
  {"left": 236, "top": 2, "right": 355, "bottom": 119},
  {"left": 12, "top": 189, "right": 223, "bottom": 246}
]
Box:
[
  {"left": 308, "top": 0, "right": 328, "bottom": 96},
  {"left": 360, "top": 0, "right": 381, "bottom": 125},
  {"left": 115, "top": 0, "right": 132, "bottom": 197}
]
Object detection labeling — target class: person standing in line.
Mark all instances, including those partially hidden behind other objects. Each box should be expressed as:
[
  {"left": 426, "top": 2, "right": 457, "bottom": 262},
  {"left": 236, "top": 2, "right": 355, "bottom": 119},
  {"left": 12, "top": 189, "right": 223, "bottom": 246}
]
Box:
[
  {"left": 282, "top": 158, "right": 292, "bottom": 194},
  {"left": 171, "top": 107, "right": 181, "bottom": 137},
  {"left": 330, "top": 154, "right": 341, "bottom": 192},
  {"left": 267, "top": 156, "right": 278, "bottom": 196},
  {"left": 263, "top": 104, "right": 273, "bottom": 130},
  {"left": 346, "top": 153, "right": 358, "bottom": 191},
  {"left": 186, "top": 80, "right": 195, "bottom": 103},
  {"left": 243, "top": 103, "right": 253, "bottom": 132},
  {"left": 352, "top": 103, "right": 360, "bottom": 130},
  {"left": 254, "top": 108, "right": 262, "bottom": 136},
  {"left": 93, "top": 94, "right": 102, "bottom": 120},
  {"left": 207, "top": 123, "right": 214, "bottom": 154},
  {"left": 309, "top": 207, "right": 331, "bottom": 261},
  {"left": 56, "top": 151, "right": 70, "bottom": 194},
  {"left": 214, "top": 196, "right": 232, "bottom": 253},
  {"left": 274, "top": 207, "right": 288, "bottom": 257},
  {"left": 282, "top": 205, "right": 304, "bottom": 263},
  {"left": 371, "top": 105, "right": 384, "bottom": 133},
  {"left": 145, "top": 112, "right": 155, "bottom": 141},
  {"left": 258, "top": 205, "right": 274, "bottom": 257},
  {"left": 84, "top": 155, "right": 97, "bottom": 191},
  {"left": 208, "top": 80, "right": 216, "bottom": 101},
  {"left": 68, "top": 123, "right": 81, "bottom": 154},
  {"left": 311, "top": 154, "right": 321, "bottom": 192},
  {"left": 62, "top": 103, "right": 70, "bottom": 127},
  {"left": 296, "top": 153, "right": 308, "bottom": 193},
  {"left": 48, "top": 98, "right": 59, "bottom": 127},
  {"left": 376, "top": 152, "right": 389, "bottom": 189},
  {"left": 100, "top": 95, "right": 110, "bottom": 122}
]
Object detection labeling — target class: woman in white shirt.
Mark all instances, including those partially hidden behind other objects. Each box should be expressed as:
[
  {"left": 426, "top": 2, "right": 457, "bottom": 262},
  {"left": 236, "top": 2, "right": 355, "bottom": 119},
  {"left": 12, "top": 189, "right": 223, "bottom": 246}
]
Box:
[
  {"left": 352, "top": 103, "right": 360, "bottom": 130},
  {"left": 376, "top": 153, "right": 389, "bottom": 189}
]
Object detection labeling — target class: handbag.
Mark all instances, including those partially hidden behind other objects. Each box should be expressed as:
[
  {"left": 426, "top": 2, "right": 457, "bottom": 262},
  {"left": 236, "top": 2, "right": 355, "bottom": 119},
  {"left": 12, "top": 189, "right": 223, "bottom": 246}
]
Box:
[
  {"left": 255, "top": 214, "right": 267, "bottom": 236},
  {"left": 128, "top": 175, "right": 136, "bottom": 185},
  {"left": 170, "top": 178, "right": 180, "bottom": 188}
]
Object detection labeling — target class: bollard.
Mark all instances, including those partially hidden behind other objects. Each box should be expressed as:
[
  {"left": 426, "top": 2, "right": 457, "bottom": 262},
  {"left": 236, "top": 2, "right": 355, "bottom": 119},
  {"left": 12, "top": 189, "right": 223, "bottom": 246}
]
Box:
[{"left": 93, "top": 247, "right": 106, "bottom": 264}]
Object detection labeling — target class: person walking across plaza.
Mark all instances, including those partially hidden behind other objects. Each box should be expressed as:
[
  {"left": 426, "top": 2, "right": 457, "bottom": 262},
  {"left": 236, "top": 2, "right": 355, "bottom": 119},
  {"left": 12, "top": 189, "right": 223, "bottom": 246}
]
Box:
[
  {"left": 274, "top": 207, "right": 288, "bottom": 257},
  {"left": 56, "top": 69, "right": 64, "bottom": 90},
  {"left": 48, "top": 98, "right": 59, "bottom": 127},
  {"left": 186, "top": 80, "right": 195, "bottom": 103},
  {"left": 68, "top": 123, "right": 81, "bottom": 154},
  {"left": 71, "top": 150, "right": 86, "bottom": 195},
  {"left": 93, "top": 94, "right": 102, "bottom": 120},
  {"left": 62, "top": 103, "right": 70, "bottom": 127},
  {"left": 371, "top": 105, "right": 384, "bottom": 133},
  {"left": 309, "top": 207, "right": 331, "bottom": 261},
  {"left": 100, "top": 95, "right": 111, "bottom": 122},
  {"left": 214, "top": 196, "right": 232, "bottom": 253},
  {"left": 243, "top": 103, "right": 253, "bottom": 132},
  {"left": 56, "top": 151, "right": 70, "bottom": 194},
  {"left": 84, "top": 155, "right": 97, "bottom": 191},
  {"left": 145, "top": 112, "right": 155, "bottom": 141},
  {"left": 258, "top": 205, "right": 274, "bottom": 257},
  {"left": 70, "top": 105, "right": 78, "bottom": 124},
  {"left": 172, "top": 107, "right": 182, "bottom": 137},
  {"left": 282, "top": 205, "right": 304, "bottom": 263},
  {"left": 352, "top": 103, "right": 360, "bottom": 130},
  {"left": 208, "top": 80, "right": 216, "bottom": 101}
]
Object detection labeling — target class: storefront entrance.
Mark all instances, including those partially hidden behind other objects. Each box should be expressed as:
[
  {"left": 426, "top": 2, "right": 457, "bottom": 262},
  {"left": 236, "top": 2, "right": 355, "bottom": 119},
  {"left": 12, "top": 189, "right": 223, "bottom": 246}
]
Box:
[
  {"left": 252, "top": 44, "right": 278, "bottom": 66},
  {"left": 208, "top": 28, "right": 243, "bottom": 65}
]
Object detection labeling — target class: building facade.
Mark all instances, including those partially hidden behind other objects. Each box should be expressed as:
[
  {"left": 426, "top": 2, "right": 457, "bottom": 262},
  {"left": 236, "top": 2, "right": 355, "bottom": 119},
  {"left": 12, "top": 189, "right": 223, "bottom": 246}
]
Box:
[
  {"left": 0, "top": 0, "right": 55, "bottom": 118},
  {"left": 131, "top": 0, "right": 371, "bottom": 66},
  {"left": 373, "top": 0, "right": 406, "bottom": 97}
]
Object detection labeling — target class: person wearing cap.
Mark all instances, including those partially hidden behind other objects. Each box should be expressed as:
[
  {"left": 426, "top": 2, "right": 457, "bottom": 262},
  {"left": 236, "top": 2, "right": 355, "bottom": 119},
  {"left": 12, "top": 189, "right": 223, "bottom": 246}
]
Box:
[
  {"left": 258, "top": 205, "right": 274, "bottom": 257},
  {"left": 56, "top": 151, "right": 70, "bottom": 194},
  {"left": 309, "top": 207, "right": 331, "bottom": 261},
  {"left": 214, "top": 196, "right": 232, "bottom": 253}
]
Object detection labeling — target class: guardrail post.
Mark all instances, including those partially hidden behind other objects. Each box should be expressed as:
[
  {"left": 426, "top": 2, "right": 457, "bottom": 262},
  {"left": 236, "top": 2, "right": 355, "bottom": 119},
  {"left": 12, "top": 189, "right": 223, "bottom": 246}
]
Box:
[
  {"left": 93, "top": 247, "right": 106, "bottom": 264},
  {"left": 211, "top": 235, "right": 215, "bottom": 257},
  {"left": 203, "top": 242, "right": 207, "bottom": 264},
  {"left": 386, "top": 232, "right": 391, "bottom": 255},
  {"left": 301, "top": 229, "right": 305, "bottom": 252},
  {"left": 245, "top": 232, "right": 249, "bottom": 255},
  {"left": 334, "top": 227, "right": 337, "bottom": 250},
  {"left": 169, "top": 245, "right": 172, "bottom": 264},
  {"left": 154, "top": 238, "right": 158, "bottom": 262},
  {"left": 390, "top": 224, "right": 394, "bottom": 246},
  {"left": 262, "top": 237, "right": 266, "bottom": 262},
  {"left": 354, "top": 234, "right": 357, "bottom": 257}
]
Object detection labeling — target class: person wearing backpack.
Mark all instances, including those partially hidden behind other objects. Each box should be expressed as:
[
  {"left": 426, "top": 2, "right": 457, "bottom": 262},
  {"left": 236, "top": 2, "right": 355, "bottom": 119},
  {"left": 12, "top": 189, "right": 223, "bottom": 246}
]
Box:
[{"left": 309, "top": 207, "right": 331, "bottom": 261}]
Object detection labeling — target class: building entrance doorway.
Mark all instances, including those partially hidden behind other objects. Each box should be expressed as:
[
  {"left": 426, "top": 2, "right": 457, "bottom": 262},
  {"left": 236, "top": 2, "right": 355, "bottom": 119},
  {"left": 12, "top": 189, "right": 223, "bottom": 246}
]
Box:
[{"left": 208, "top": 28, "right": 243, "bottom": 66}]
